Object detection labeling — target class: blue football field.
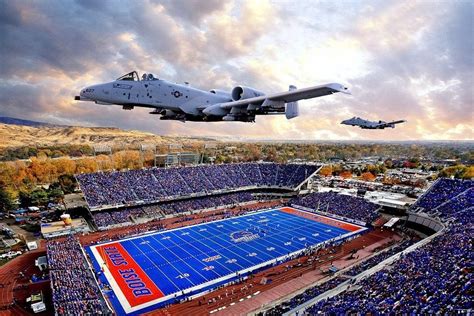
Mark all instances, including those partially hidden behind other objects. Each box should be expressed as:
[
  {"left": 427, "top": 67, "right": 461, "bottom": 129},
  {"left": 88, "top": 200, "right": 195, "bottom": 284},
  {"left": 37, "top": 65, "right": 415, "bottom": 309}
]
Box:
[{"left": 86, "top": 207, "right": 365, "bottom": 315}]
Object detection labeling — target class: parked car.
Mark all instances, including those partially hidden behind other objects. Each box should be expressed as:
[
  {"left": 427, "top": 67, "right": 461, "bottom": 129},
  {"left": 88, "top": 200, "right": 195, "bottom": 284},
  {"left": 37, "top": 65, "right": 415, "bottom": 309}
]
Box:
[{"left": 0, "top": 250, "right": 22, "bottom": 259}]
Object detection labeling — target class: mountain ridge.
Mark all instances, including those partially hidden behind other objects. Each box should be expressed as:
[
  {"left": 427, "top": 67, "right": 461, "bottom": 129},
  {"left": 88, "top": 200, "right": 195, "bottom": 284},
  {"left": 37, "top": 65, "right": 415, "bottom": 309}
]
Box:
[{"left": 0, "top": 117, "right": 212, "bottom": 148}]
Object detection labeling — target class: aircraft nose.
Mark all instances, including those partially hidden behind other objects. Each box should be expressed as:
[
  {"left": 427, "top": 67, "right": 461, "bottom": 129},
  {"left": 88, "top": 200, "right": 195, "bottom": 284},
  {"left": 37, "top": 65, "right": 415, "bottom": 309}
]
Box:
[{"left": 80, "top": 84, "right": 98, "bottom": 98}]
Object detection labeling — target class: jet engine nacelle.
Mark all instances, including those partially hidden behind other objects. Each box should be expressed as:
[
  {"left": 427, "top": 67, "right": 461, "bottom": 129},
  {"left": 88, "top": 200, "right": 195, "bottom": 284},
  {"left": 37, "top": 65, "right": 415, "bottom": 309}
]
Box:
[{"left": 231, "top": 86, "right": 265, "bottom": 101}]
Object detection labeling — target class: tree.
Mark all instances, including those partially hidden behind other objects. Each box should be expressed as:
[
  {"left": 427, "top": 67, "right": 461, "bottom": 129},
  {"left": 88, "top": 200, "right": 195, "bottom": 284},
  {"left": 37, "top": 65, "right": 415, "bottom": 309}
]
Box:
[
  {"left": 339, "top": 170, "right": 352, "bottom": 179},
  {"left": 54, "top": 157, "right": 76, "bottom": 175},
  {"left": 360, "top": 172, "right": 376, "bottom": 181},
  {"left": 48, "top": 186, "right": 64, "bottom": 202},
  {"left": 0, "top": 187, "right": 14, "bottom": 212},
  {"left": 29, "top": 189, "right": 49, "bottom": 206},
  {"left": 319, "top": 165, "right": 333, "bottom": 177},
  {"left": 58, "top": 174, "right": 77, "bottom": 194},
  {"left": 462, "top": 166, "right": 474, "bottom": 179}
]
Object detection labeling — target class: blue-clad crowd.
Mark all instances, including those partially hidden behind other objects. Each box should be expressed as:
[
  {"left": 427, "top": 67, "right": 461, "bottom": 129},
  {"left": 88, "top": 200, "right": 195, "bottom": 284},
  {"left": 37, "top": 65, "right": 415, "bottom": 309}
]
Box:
[
  {"left": 262, "top": 277, "right": 349, "bottom": 315},
  {"left": 77, "top": 163, "right": 318, "bottom": 208},
  {"left": 92, "top": 192, "right": 256, "bottom": 228},
  {"left": 284, "top": 178, "right": 472, "bottom": 314},
  {"left": 158, "top": 192, "right": 255, "bottom": 215},
  {"left": 413, "top": 178, "right": 472, "bottom": 211},
  {"left": 47, "top": 234, "right": 110, "bottom": 315},
  {"left": 291, "top": 192, "right": 380, "bottom": 223}
]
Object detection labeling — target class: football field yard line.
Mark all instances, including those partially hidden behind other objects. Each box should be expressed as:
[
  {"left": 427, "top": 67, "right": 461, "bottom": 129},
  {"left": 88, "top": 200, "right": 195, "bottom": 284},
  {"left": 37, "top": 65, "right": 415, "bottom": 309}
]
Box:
[
  {"left": 149, "top": 233, "right": 219, "bottom": 283},
  {"left": 127, "top": 238, "right": 183, "bottom": 292},
  {"left": 89, "top": 207, "right": 366, "bottom": 315},
  {"left": 168, "top": 230, "right": 240, "bottom": 274},
  {"left": 203, "top": 213, "right": 340, "bottom": 257},
  {"left": 203, "top": 222, "right": 276, "bottom": 261},
  {"left": 189, "top": 226, "right": 260, "bottom": 268}
]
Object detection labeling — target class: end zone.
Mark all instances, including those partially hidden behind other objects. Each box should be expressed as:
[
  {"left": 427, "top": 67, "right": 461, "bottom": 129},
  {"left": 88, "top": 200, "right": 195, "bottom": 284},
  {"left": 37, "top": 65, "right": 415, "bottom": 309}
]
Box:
[{"left": 89, "top": 242, "right": 164, "bottom": 314}]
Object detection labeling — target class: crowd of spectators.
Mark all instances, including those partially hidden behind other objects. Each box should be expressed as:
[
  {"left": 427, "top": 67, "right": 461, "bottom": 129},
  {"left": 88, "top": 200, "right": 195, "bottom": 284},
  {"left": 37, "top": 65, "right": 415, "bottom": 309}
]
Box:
[
  {"left": 344, "top": 239, "right": 415, "bottom": 276},
  {"left": 306, "top": 218, "right": 472, "bottom": 314},
  {"left": 262, "top": 277, "right": 349, "bottom": 315},
  {"left": 91, "top": 192, "right": 257, "bottom": 229},
  {"left": 413, "top": 178, "right": 472, "bottom": 212},
  {"left": 284, "top": 178, "right": 473, "bottom": 314},
  {"left": 291, "top": 192, "right": 380, "bottom": 223},
  {"left": 159, "top": 192, "right": 255, "bottom": 215},
  {"left": 77, "top": 163, "right": 318, "bottom": 208},
  {"left": 262, "top": 239, "right": 415, "bottom": 315},
  {"left": 47, "top": 234, "right": 110, "bottom": 315}
]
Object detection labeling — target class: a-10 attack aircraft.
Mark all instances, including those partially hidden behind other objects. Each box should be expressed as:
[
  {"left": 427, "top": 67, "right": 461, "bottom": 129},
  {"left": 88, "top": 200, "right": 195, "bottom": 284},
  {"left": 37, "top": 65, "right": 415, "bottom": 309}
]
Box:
[
  {"left": 75, "top": 71, "right": 350, "bottom": 122},
  {"left": 341, "top": 117, "right": 406, "bottom": 129}
]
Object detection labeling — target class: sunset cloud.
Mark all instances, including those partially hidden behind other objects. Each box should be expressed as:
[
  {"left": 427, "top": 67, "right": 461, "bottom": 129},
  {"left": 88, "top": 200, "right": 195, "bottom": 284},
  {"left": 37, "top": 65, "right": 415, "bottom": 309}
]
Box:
[{"left": 0, "top": 0, "right": 472, "bottom": 140}]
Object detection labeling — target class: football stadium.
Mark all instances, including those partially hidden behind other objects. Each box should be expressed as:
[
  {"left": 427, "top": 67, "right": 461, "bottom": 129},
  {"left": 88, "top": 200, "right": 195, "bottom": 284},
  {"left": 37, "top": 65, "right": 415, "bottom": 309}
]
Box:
[
  {"left": 1, "top": 0, "right": 472, "bottom": 315},
  {"left": 41, "top": 163, "right": 471, "bottom": 315}
]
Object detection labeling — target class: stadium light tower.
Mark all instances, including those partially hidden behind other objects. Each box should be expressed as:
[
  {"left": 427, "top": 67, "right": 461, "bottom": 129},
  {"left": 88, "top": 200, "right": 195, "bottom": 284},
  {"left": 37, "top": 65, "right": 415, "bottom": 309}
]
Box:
[
  {"left": 93, "top": 144, "right": 112, "bottom": 171},
  {"left": 140, "top": 143, "right": 156, "bottom": 168},
  {"left": 203, "top": 142, "right": 218, "bottom": 164}
]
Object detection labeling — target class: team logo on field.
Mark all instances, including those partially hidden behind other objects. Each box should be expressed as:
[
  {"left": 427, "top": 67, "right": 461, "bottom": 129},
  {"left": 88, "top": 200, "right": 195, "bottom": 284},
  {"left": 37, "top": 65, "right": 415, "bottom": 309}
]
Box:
[
  {"left": 230, "top": 230, "right": 259, "bottom": 243},
  {"left": 202, "top": 255, "right": 221, "bottom": 263}
]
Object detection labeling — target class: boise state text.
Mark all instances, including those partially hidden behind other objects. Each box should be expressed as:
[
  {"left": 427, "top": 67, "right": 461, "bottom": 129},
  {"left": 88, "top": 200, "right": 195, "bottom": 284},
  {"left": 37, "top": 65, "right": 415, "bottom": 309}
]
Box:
[{"left": 104, "top": 246, "right": 153, "bottom": 297}]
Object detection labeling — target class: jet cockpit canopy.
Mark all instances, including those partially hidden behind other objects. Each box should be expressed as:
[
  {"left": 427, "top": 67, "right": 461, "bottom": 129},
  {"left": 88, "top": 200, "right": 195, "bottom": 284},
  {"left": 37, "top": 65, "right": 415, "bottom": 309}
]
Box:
[
  {"left": 116, "top": 71, "right": 158, "bottom": 81},
  {"left": 141, "top": 73, "right": 158, "bottom": 81},
  {"left": 116, "top": 71, "right": 140, "bottom": 81}
]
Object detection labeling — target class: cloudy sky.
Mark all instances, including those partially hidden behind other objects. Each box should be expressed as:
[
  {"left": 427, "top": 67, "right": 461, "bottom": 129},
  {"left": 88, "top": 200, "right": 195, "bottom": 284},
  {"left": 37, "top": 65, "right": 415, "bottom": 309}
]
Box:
[{"left": 0, "top": 0, "right": 472, "bottom": 140}]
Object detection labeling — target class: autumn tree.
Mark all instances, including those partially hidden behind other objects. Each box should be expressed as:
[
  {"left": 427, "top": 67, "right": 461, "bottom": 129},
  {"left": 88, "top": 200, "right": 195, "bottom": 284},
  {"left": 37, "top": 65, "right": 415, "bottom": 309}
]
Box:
[
  {"left": 53, "top": 157, "right": 76, "bottom": 175},
  {"left": 462, "top": 166, "right": 474, "bottom": 179},
  {"left": 75, "top": 157, "right": 98, "bottom": 174},
  {"left": 319, "top": 165, "right": 333, "bottom": 177},
  {"left": 339, "top": 170, "right": 353, "bottom": 179},
  {"left": 0, "top": 187, "right": 15, "bottom": 212},
  {"left": 360, "top": 172, "right": 376, "bottom": 181}
]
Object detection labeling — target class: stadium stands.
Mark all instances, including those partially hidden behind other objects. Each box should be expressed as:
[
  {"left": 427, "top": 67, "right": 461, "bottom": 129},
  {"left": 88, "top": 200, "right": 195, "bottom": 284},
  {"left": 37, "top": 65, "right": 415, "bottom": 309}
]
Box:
[
  {"left": 343, "top": 239, "right": 415, "bottom": 276},
  {"left": 275, "top": 178, "right": 473, "bottom": 314},
  {"left": 77, "top": 163, "right": 318, "bottom": 209},
  {"left": 291, "top": 192, "right": 380, "bottom": 223},
  {"left": 262, "top": 277, "right": 348, "bottom": 315},
  {"left": 413, "top": 178, "right": 472, "bottom": 211},
  {"left": 47, "top": 234, "right": 110, "bottom": 315},
  {"left": 159, "top": 192, "right": 255, "bottom": 215},
  {"left": 262, "top": 239, "right": 415, "bottom": 315},
  {"left": 307, "top": 219, "right": 472, "bottom": 314},
  {"left": 91, "top": 192, "right": 257, "bottom": 229}
]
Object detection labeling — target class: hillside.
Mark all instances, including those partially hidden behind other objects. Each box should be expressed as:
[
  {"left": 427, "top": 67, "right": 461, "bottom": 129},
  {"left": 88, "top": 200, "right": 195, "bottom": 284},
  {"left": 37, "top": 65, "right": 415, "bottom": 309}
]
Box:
[
  {"left": 0, "top": 116, "right": 60, "bottom": 127},
  {"left": 0, "top": 123, "right": 209, "bottom": 148}
]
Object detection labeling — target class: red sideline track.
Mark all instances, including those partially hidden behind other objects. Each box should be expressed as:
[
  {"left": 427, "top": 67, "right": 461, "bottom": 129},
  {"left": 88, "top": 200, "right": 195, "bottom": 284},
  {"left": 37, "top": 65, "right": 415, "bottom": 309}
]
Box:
[{"left": 280, "top": 207, "right": 363, "bottom": 232}]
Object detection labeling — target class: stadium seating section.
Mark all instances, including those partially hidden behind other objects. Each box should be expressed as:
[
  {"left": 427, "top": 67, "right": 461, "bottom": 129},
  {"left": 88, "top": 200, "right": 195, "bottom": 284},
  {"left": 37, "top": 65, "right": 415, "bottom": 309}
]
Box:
[
  {"left": 47, "top": 235, "right": 110, "bottom": 315},
  {"left": 291, "top": 192, "right": 380, "bottom": 223},
  {"left": 265, "top": 178, "right": 472, "bottom": 314},
  {"left": 92, "top": 192, "right": 256, "bottom": 229},
  {"left": 76, "top": 163, "right": 318, "bottom": 209}
]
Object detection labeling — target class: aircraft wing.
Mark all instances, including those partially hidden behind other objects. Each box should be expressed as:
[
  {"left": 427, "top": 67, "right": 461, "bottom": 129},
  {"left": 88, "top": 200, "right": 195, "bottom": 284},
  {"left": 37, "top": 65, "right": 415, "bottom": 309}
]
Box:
[
  {"left": 201, "top": 83, "right": 349, "bottom": 111},
  {"left": 388, "top": 120, "right": 406, "bottom": 125},
  {"left": 374, "top": 120, "right": 406, "bottom": 128}
]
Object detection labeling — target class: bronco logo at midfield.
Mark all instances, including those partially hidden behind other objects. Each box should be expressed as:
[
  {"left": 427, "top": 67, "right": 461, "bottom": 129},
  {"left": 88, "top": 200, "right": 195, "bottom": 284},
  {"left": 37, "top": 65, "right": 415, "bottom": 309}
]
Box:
[{"left": 230, "top": 230, "right": 259, "bottom": 243}]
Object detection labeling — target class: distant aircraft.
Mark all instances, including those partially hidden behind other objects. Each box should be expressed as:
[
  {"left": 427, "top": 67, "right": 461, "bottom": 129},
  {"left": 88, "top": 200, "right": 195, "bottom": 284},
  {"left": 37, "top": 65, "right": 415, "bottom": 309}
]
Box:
[
  {"left": 75, "top": 71, "right": 350, "bottom": 122},
  {"left": 341, "top": 117, "right": 406, "bottom": 129}
]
